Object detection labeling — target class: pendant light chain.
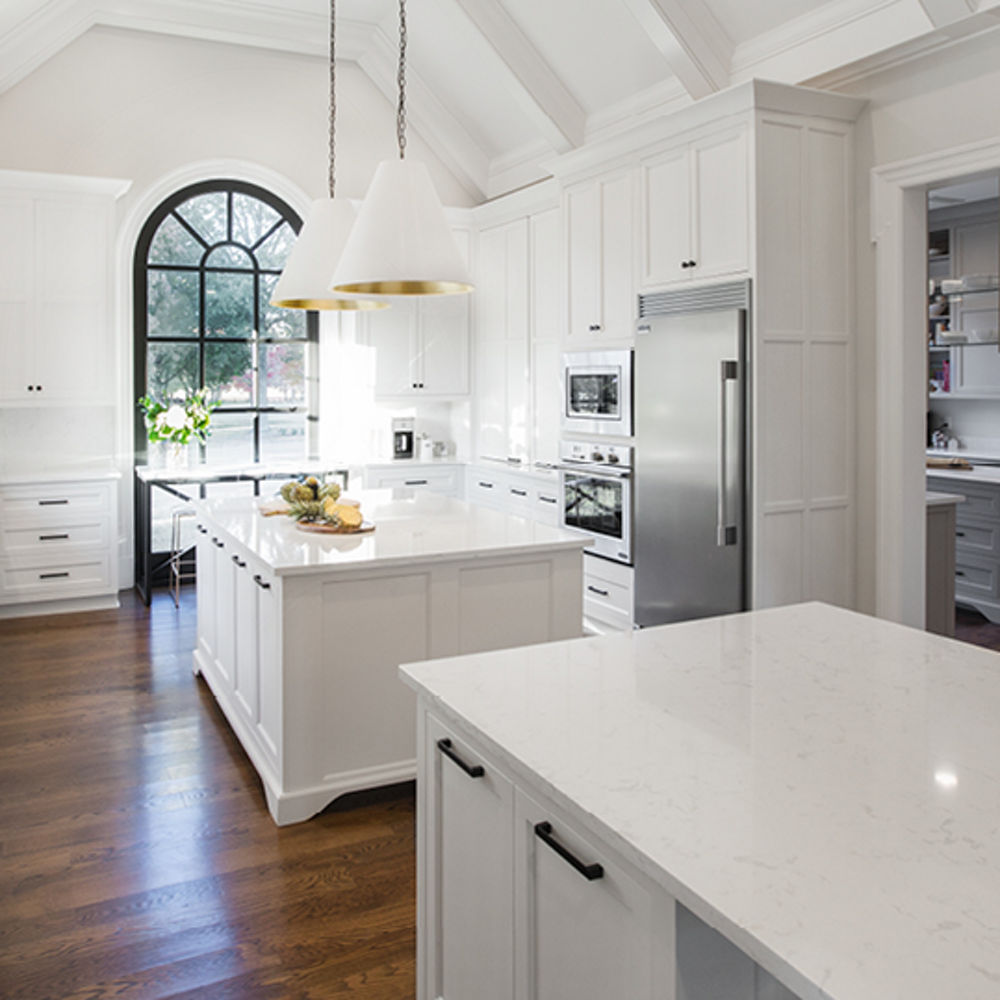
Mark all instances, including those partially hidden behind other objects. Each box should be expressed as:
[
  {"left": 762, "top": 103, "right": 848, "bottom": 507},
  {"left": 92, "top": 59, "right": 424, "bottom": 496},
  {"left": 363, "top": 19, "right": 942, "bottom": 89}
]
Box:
[
  {"left": 396, "top": 0, "right": 407, "bottom": 160},
  {"left": 328, "top": 0, "right": 337, "bottom": 198}
]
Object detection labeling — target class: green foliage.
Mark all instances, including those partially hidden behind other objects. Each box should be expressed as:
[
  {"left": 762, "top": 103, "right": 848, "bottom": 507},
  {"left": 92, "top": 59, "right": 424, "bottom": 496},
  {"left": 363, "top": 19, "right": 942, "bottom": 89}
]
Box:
[{"left": 138, "top": 388, "right": 217, "bottom": 445}]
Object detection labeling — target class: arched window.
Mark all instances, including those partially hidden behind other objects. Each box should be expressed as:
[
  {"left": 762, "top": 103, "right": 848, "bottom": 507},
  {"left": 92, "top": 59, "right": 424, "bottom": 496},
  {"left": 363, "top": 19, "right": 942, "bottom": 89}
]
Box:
[{"left": 133, "top": 180, "right": 317, "bottom": 466}]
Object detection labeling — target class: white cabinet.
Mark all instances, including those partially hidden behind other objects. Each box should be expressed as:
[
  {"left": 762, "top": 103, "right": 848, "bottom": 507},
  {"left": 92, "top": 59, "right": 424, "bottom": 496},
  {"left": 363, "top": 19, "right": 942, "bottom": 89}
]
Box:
[
  {"left": 418, "top": 713, "right": 673, "bottom": 1000},
  {"left": 639, "top": 124, "right": 749, "bottom": 288},
  {"left": 0, "top": 477, "right": 119, "bottom": 614},
  {"left": 476, "top": 219, "right": 530, "bottom": 464},
  {"left": 582, "top": 553, "right": 633, "bottom": 632},
  {"left": 565, "top": 170, "right": 635, "bottom": 343},
  {"left": 365, "top": 464, "right": 462, "bottom": 497},
  {"left": 0, "top": 175, "right": 128, "bottom": 405},
  {"left": 424, "top": 715, "right": 514, "bottom": 1000},
  {"left": 529, "top": 209, "right": 563, "bottom": 468},
  {"left": 368, "top": 295, "right": 470, "bottom": 398}
]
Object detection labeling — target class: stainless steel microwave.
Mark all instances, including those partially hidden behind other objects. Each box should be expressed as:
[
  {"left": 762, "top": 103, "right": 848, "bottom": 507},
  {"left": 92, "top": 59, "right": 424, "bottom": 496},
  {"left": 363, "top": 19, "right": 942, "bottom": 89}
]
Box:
[{"left": 561, "top": 350, "right": 633, "bottom": 437}]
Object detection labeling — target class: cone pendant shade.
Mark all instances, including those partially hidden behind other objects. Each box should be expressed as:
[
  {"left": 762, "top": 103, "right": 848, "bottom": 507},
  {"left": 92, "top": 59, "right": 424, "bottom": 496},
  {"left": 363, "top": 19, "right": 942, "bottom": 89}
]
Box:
[
  {"left": 270, "top": 198, "right": 387, "bottom": 311},
  {"left": 332, "top": 159, "right": 473, "bottom": 296}
]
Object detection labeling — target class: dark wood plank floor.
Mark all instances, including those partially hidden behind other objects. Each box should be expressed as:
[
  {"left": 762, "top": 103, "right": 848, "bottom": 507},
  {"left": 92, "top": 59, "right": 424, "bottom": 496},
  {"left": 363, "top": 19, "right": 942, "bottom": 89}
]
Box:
[
  {"left": 955, "top": 605, "right": 1000, "bottom": 652},
  {"left": 0, "top": 589, "right": 416, "bottom": 1000}
]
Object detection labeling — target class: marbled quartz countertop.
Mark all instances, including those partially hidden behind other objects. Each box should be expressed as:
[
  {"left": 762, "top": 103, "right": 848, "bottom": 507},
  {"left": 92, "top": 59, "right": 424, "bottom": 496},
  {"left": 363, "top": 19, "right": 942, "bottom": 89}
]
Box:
[{"left": 401, "top": 602, "right": 1000, "bottom": 1000}]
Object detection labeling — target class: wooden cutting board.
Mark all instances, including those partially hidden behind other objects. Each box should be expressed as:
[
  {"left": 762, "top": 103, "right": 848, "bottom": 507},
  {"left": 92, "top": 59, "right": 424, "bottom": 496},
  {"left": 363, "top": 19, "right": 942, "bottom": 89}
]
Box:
[
  {"left": 926, "top": 456, "right": 972, "bottom": 469},
  {"left": 295, "top": 520, "right": 375, "bottom": 535}
]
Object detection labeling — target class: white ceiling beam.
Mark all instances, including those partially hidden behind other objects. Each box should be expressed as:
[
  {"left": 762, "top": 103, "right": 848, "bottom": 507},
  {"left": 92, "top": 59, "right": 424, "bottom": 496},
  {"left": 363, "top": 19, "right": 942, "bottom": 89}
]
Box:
[
  {"left": 622, "top": 0, "right": 732, "bottom": 100},
  {"left": 446, "top": 0, "right": 586, "bottom": 152},
  {"left": 915, "top": 0, "right": 975, "bottom": 26},
  {"left": 355, "top": 23, "right": 491, "bottom": 201}
]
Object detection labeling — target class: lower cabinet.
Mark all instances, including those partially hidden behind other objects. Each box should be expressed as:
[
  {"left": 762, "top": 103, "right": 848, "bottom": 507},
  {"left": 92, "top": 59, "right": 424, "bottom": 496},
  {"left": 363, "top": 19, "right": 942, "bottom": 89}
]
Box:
[
  {"left": 420, "top": 713, "right": 672, "bottom": 1000},
  {"left": 364, "top": 464, "right": 462, "bottom": 497}
]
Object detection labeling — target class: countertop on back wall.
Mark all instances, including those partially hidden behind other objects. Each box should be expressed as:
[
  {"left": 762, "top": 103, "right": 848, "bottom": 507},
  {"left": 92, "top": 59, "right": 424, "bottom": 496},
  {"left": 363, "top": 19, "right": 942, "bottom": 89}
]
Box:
[{"left": 926, "top": 464, "right": 1000, "bottom": 486}]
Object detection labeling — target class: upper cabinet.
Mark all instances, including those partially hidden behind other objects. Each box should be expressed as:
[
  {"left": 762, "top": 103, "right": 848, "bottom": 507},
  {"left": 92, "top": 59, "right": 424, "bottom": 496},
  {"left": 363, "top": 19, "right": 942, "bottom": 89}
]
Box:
[
  {"left": 564, "top": 170, "right": 635, "bottom": 344},
  {"left": 366, "top": 227, "right": 472, "bottom": 399},
  {"left": 639, "top": 124, "right": 749, "bottom": 288},
  {"left": 0, "top": 174, "right": 129, "bottom": 406}
]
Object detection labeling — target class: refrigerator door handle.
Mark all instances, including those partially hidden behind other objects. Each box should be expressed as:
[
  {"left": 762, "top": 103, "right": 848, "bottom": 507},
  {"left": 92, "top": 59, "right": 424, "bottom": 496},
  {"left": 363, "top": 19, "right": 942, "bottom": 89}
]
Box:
[{"left": 717, "top": 360, "right": 739, "bottom": 547}]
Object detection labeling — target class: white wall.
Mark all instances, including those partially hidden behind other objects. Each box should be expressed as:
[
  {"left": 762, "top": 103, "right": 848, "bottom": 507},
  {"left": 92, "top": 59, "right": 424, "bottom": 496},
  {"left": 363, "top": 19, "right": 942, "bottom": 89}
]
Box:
[{"left": 839, "top": 26, "right": 1000, "bottom": 613}]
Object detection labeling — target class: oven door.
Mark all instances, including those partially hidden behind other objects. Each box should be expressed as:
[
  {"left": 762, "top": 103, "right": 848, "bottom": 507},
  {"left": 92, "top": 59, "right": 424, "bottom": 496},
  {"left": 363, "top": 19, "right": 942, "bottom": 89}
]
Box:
[
  {"left": 562, "top": 351, "right": 633, "bottom": 436},
  {"left": 560, "top": 468, "right": 632, "bottom": 565}
]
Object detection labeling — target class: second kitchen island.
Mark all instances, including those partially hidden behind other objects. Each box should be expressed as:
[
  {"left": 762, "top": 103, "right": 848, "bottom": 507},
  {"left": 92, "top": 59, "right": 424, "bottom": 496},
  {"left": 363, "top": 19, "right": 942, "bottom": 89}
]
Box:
[{"left": 192, "top": 489, "right": 588, "bottom": 825}]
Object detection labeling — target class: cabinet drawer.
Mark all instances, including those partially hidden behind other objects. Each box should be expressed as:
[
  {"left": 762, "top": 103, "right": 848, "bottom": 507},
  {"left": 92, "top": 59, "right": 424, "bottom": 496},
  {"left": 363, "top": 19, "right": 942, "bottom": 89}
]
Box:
[
  {"left": 533, "top": 488, "right": 561, "bottom": 527},
  {"left": 467, "top": 471, "right": 508, "bottom": 510},
  {"left": 953, "top": 481, "right": 1000, "bottom": 522},
  {"left": 0, "top": 482, "right": 114, "bottom": 524},
  {"left": 2, "top": 518, "right": 110, "bottom": 555},
  {"left": 955, "top": 518, "right": 1000, "bottom": 559},
  {"left": 369, "top": 468, "right": 459, "bottom": 496},
  {"left": 955, "top": 554, "right": 1000, "bottom": 602},
  {"left": 0, "top": 553, "right": 112, "bottom": 601}
]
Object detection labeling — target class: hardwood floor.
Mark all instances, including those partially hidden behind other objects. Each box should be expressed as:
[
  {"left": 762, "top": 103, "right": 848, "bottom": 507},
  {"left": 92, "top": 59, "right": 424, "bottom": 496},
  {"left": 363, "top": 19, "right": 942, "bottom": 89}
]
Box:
[
  {"left": 955, "top": 605, "right": 1000, "bottom": 652},
  {"left": 0, "top": 590, "right": 416, "bottom": 1000}
]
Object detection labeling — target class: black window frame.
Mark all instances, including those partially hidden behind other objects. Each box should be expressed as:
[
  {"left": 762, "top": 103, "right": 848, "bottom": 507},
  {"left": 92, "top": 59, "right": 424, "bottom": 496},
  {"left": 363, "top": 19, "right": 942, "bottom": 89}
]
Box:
[{"left": 132, "top": 178, "right": 318, "bottom": 467}]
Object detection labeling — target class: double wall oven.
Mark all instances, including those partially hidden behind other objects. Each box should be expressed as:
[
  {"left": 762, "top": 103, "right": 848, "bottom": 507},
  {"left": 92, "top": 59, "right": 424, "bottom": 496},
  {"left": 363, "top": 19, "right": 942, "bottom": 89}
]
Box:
[{"left": 558, "top": 441, "right": 632, "bottom": 565}]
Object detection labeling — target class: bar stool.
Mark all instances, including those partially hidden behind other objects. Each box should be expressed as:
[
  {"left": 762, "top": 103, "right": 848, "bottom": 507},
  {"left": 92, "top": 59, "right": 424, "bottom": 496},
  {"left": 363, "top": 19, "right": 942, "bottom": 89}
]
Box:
[{"left": 169, "top": 505, "right": 197, "bottom": 607}]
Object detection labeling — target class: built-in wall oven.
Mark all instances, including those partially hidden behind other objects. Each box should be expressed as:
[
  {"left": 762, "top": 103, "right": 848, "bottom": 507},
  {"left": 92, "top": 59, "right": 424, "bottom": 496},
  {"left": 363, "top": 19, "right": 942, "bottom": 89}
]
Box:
[
  {"left": 562, "top": 349, "right": 633, "bottom": 437},
  {"left": 558, "top": 440, "right": 632, "bottom": 565}
]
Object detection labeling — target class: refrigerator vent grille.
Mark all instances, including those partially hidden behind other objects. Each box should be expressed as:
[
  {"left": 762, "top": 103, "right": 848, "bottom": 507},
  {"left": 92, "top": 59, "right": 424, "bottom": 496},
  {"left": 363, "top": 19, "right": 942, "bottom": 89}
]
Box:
[{"left": 638, "top": 281, "right": 750, "bottom": 317}]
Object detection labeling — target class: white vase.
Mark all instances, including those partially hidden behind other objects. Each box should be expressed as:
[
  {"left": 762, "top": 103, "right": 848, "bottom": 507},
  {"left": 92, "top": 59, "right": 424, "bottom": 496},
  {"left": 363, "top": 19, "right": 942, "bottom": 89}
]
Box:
[{"left": 165, "top": 441, "right": 190, "bottom": 472}]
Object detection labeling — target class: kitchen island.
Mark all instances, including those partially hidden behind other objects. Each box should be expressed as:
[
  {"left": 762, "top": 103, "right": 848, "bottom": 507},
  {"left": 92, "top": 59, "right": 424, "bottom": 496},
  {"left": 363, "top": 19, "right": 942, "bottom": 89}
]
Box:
[
  {"left": 192, "top": 489, "right": 588, "bottom": 825},
  {"left": 401, "top": 602, "right": 1000, "bottom": 1000}
]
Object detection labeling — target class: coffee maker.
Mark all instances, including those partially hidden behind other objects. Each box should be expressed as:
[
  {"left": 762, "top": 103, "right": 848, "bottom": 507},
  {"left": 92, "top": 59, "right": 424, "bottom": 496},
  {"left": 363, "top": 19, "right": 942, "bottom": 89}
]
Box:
[{"left": 392, "top": 417, "right": 414, "bottom": 460}]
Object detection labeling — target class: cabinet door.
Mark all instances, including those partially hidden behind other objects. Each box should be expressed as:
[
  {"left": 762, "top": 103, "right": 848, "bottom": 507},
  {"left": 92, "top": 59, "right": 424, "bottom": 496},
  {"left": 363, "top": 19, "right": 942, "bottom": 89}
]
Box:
[
  {"left": 0, "top": 197, "right": 33, "bottom": 402},
  {"left": 419, "top": 294, "right": 470, "bottom": 395},
  {"left": 476, "top": 339, "right": 509, "bottom": 462},
  {"left": 690, "top": 126, "right": 749, "bottom": 281},
  {"left": 515, "top": 788, "right": 665, "bottom": 1000},
  {"left": 256, "top": 565, "right": 281, "bottom": 766},
  {"left": 565, "top": 182, "right": 601, "bottom": 341},
  {"left": 640, "top": 145, "right": 691, "bottom": 288},
  {"left": 233, "top": 558, "right": 258, "bottom": 724},
  {"left": 195, "top": 527, "right": 218, "bottom": 668},
  {"left": 370, "top": 302, "right": 418, "bottom": 397},
  {"left": 599, "top": 171, "right": 636, "bottom": 340},
  {"left": 213, "top": 536, "right": 236, "bottom": 688},
  {"left": 426, "top": 717, "right": 514, "bottom": 1000}
]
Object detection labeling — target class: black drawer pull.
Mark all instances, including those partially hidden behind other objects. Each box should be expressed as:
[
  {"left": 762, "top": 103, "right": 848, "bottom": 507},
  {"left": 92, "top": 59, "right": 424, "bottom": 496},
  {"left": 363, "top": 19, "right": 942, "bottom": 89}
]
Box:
[
  {"left": 231, "top": 555, "right": 246, "bottom": 567},
  {"left": 534, "top": 821, "right": 604, "bottom": 881},
  {"left": 38, "top": 499, "right": 69, "bottom": 506},
  {"left": 956, "top": 570, "right": 965, "bottom": 577},
  {"left": 437, "top": 738, "right": 484, "bottom": 778},
  {"left": 197, "top": 525, "right": 207, "bottom": 534},
  {"left": 510, "top": 488, "right": 527, "bottom": 497},
  {"left": 956, "top": 531, "right": 965, "bottom": 537},
  {"left": 588, "top": 324, "right": 601, "bottom": 331},
  {"left": 253, "top": 574, "right": 271, "bottom": 590},
  {"left": 39, "top": 533, "right": 69, "bottom": 541},
  {"left": 587, "top": 585, "right": 610, "bottom": 597},
  {"left": 212, "top": 537, "right": 224, "bottom": 549},
  {"left": 39, "top": 571, "right": 70, "bottom": 580},
  {"left": 478, "top": 481, "right": 494, "bottom": 489},
  {"left": 539, "top": 495, "right": 558, "bottom": 504},
  {"left": 405, "top": 479, "right": 428, "bottom": 486}
]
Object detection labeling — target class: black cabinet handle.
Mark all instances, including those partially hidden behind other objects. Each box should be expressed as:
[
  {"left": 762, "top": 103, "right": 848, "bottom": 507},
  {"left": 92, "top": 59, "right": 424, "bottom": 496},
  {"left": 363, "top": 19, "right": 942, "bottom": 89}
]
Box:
[
  {"left": 539, "top": 495, "right": 558, "bottom": 504},
  {"left": 956, "top": 570, "right": 966, "bottom": 577},
  {"left": 38, "top": 499, "right": 69, "bottom": 506},
  {"left": 253, "top": 574, "right": 271, "bottom": 590},
  {"left": 588, "top": 324, "right": 601, "bottom": 332},
  {"left": 39, "top": 571, "right": 70, "bottom": 580},
  {"left": 587, "top": 585, "right": 610, "bottom": 597},
  {"left": 437, "top": 738, "right": 484, "bottom": 778},
  {"left": 197, "top": 525, "right": 207, "bottom": 534},
  {"left": 510, "top": 488, "right": 527, "bottom": 497},
  {"left": 956, "top": 531, "right": 965, "bottom": 537},
  {"left": 38, "top": 533, "right": 69, "bottom": 541},
  {"left": 212, "top": 537, "right": 224, "bottom": 548},
  {"left": 405, "top": 479, "right": 428, "bottom": 486},
  {"left": 534, "top": 821, "right": 604, "bottom": 881},
  {"left": 231, "top": 554, "right": 246, "bottom": 567},
  {"left": 478, "top": 481, "right": 494, "bottom": 489}
]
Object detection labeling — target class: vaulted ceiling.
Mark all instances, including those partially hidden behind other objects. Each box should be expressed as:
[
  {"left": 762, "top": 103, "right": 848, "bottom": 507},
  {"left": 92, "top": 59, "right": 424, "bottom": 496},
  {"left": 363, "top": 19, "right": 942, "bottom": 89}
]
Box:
[{"left": 2, "top": 0, "right": 999, "bottom": 201}]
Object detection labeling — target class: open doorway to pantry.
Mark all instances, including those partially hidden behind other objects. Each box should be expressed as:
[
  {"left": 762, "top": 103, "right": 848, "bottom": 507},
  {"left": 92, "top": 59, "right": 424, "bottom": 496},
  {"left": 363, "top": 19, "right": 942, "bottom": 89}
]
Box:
[{"left": 871, "top": 146, "right": 1000, "bottom": 636}]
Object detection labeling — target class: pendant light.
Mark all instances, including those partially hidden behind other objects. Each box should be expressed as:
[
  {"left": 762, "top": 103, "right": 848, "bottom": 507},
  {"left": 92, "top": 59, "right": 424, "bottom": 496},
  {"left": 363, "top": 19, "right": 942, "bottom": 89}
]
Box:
[
  {"left": 270, "top": 0, "right": 386, "bottom": 311},
  {"left": 332, "top": 0, "right": 473, "bottom": 296}
]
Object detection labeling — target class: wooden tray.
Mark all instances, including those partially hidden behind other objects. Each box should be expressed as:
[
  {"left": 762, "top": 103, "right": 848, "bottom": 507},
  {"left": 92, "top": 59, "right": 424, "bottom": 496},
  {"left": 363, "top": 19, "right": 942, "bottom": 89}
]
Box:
[{"left": 295, "top": 520, "right": 375, "bottom": 535}]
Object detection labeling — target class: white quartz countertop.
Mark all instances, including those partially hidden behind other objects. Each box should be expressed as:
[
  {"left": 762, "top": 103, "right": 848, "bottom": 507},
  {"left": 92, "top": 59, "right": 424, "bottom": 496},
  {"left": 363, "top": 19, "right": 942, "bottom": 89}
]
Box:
[
  {"left": 194, "top": 489, "right": 589, "bottom": 576},
  {"left": 925, "top": 489, "right": 964, "bottom": 506},
  {"left": 401, "top": 602, "right": 1000, "bottom": 1000},
  {"left": 926, "top": 464, "right": 1000, "bottom": 485}
]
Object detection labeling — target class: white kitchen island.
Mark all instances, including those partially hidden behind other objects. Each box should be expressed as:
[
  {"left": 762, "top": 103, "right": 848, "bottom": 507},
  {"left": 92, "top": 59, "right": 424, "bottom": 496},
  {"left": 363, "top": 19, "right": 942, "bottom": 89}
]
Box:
[
  {"left": 192, "top": 489, "right": 588, "bottom": 825},
  {"left": 401, "top": 602, "right": 1000, "bottom": 1000}
]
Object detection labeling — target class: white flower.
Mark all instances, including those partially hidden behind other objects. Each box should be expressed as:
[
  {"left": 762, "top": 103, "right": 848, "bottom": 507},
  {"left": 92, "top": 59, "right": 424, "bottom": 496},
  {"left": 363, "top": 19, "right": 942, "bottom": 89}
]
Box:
[{"left": 164, "top": 404, "right": 186, "bottom": 430}]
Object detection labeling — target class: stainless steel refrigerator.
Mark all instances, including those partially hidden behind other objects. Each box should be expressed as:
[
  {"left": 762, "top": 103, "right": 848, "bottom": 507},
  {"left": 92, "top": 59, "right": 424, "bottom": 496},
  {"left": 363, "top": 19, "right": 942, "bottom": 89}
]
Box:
[{"left": 633, "top": 281, "right": 749, "bottom": 627}]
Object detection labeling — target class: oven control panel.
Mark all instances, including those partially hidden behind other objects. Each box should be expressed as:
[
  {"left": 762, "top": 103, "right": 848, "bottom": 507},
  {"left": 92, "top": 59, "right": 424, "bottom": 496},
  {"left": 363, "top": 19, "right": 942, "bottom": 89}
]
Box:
[{"left": 560, "top": 440, "right": 632, "bottom": 470}]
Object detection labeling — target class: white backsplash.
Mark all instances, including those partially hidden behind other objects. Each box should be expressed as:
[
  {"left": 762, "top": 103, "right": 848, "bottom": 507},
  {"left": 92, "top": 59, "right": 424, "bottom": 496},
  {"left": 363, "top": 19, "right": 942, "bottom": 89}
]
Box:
[
  {"left": 0, "top": 405, "right": 117, "bottom": 475},
  {"left": 928, "top": 398, "right": 1000, "bottom": 455}
]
